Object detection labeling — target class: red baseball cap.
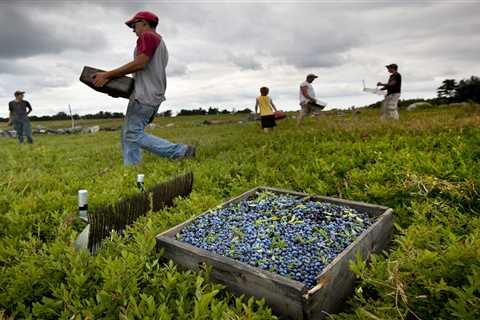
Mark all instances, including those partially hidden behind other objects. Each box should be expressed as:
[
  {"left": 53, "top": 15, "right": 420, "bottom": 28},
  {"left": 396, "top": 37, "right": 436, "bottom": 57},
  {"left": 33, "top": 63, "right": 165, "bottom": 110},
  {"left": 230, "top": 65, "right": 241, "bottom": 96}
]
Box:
[{"left": 125, "top": 11, "right": 158, "bottom": 28}]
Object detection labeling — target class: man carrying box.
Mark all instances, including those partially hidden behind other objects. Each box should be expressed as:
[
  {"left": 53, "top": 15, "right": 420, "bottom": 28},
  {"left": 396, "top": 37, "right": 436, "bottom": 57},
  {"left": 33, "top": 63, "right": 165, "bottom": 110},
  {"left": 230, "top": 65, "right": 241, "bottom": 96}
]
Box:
[
  {"left": 93, "top": 11, "right": 195, "bottom": 166},
  {"left": 377, "top": 63, "right": 402, "bottom": 120},
  {"left": 297, "top": 73, "right": 326, "bottom": 126}
]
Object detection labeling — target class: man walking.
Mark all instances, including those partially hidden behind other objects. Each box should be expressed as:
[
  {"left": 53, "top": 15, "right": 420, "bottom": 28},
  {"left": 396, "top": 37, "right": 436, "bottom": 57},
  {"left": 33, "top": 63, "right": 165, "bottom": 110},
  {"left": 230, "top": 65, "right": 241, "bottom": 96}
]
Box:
[
  {"left": 297, "top": 74, "right": 325, "bottom": 126},
  {"left": 378, "top": 63, "right": 402, "bottom": 120},
  {"left": 93, "top": 11, "right": 195, "bottom": 166},
  {"left": 8, "top": 91, "right": 33, "bottom": 144}
]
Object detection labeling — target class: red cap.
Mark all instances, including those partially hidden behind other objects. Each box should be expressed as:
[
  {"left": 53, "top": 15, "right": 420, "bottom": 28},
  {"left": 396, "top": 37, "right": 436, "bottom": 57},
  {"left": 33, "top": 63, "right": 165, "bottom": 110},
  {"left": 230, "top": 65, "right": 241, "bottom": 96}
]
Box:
[{"left": 125, "top": 11, "right": 158, "bottom": 28}]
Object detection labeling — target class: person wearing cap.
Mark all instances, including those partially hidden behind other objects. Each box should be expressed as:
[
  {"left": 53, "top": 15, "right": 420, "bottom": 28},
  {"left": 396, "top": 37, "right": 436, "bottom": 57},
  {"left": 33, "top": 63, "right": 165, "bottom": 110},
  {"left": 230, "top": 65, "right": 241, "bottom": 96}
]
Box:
[
  {"left": 7, "top": 91, "right": 33, "bottom": 144},
  {"left": 92, "top": 11, "right": 195, "bottom": 166},
  {"left": 297, "top": 74, "right": 325, "bottom": 126},
  {"left": 377, "top": 64, "right": 402, "bottom": 120}
]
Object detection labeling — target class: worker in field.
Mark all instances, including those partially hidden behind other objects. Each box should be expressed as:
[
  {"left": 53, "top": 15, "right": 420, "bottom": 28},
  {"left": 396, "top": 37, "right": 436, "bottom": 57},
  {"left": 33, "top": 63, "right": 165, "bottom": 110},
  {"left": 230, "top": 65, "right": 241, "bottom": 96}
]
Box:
[
  {"left": 92, "top": 11, "right": 195, "bottom": 165},
  {"left": 7, "top": 91, "right": 34, "bottom": 144},
  {"left": 254, "top": 87, "right": 278, "bottom": 133},
  {"left": 377, "top": 63, "right": 402, "bottom": 120},
  {"left": 297, "top": 74, "right": 326, "bottom": 126}
]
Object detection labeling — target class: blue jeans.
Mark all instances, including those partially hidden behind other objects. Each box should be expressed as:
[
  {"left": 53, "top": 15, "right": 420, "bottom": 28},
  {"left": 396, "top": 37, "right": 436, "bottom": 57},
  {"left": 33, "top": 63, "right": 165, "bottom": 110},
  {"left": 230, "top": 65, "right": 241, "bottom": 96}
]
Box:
[
  {"left": 12, "top": 119, "right": 33, "bottom": 144},
  {"left": 121, "top": 99, "right": 187, "bottom": 166}
]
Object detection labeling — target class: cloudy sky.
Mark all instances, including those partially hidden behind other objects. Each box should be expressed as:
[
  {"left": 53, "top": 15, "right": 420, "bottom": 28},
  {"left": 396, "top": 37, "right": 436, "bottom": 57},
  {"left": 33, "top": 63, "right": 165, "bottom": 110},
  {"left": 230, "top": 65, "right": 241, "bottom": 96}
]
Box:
[{"left": 1, "top": 0, "right": 479, "bottom": 117}]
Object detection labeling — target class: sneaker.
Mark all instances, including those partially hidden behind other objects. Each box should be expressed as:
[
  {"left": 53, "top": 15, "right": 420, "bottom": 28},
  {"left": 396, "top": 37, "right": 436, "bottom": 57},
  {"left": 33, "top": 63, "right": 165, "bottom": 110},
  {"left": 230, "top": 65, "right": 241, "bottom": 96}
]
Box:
[{"left": 184, "top": 145, "right": 196, "bottom": 159}]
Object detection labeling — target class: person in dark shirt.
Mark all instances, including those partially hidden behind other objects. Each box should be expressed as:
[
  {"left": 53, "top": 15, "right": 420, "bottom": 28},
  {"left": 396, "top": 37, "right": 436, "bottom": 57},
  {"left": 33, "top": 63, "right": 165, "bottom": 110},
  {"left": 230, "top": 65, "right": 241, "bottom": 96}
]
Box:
[
  {"left": 8, "top": 91, "right": 33, "bottom": 144},
  {"left": 377, "top": 64, "right": 402, "bottom": 120}
]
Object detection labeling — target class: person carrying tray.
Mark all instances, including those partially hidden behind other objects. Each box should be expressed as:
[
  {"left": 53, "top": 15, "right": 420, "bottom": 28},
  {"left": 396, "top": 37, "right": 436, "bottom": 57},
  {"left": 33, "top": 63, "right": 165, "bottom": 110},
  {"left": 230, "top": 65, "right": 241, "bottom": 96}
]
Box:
[
  {"left": 254, "top": 87, "right": 278, "bottom": 133},
  {"left": 8, "top": 90, "right": 33, "bottom": 144},
  {"left": 377, "top": 63, "right": 402, "bottom": 120},
  {"left": 297, "top": 73, "right": 325, "bottom": 126},
  {"left": 93, "top": 11, "right": 195, "bottom": 166}
]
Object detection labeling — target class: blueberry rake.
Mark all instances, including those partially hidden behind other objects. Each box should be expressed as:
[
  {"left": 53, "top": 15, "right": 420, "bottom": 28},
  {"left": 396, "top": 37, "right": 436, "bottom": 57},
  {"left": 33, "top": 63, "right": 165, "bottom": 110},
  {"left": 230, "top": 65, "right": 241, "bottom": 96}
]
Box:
[{"left": 85, "top": 172, "right": 193, "bottom": 253}]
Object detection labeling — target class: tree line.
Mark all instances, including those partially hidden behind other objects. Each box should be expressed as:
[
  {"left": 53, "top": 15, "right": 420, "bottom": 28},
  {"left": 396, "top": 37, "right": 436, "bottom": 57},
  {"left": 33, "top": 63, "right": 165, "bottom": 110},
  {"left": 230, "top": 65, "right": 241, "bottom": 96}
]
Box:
[
  {"left": 436, "top": 76, "right": 480, "bottom": 102},
  {"left": 0, "top": 107, "right": 253, "bottom": 122},
  {"left": 176, "top": 107, "right": 252, "bottom": 116}
]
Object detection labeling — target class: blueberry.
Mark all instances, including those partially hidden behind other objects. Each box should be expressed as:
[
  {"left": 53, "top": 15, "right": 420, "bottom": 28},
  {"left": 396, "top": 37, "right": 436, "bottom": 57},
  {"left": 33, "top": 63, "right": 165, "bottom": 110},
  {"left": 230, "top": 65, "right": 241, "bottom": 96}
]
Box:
[{"left": 178, "top": 192, "right": 371, "bottom": 289}]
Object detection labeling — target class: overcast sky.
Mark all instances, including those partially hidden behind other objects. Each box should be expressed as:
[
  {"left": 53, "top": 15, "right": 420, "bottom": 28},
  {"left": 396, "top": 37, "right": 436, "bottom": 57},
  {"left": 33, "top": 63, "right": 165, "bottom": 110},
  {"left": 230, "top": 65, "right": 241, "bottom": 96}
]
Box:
[{"left": 0, "top": 0, "right": 479, "bottom": 116}]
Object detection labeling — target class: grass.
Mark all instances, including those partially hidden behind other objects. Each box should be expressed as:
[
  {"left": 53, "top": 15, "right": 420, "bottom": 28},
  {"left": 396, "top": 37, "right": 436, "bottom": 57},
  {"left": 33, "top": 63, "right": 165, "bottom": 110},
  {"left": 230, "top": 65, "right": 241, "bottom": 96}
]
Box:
[{"left": 0, "top": 106, "right": 479, "bottom": 319}]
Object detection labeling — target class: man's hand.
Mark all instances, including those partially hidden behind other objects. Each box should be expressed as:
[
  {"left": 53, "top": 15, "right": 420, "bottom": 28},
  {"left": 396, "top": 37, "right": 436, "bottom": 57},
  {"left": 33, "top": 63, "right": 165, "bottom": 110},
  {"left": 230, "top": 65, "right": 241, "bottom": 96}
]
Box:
[
  {"left": 377, "top": 82, "right": 385, "bottom": 86},
  {"left": 93, "top": 72, "right": 111, "bottom": 87},
  {"left": 7, "top": 119, "right": 12, "bottom": 126}
]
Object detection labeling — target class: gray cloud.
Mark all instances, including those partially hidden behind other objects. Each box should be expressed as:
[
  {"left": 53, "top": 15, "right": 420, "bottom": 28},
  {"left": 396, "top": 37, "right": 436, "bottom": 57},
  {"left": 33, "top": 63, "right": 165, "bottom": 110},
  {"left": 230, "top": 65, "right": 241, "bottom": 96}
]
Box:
[
  {"left": 229, "top": 53, "right": 263, "bottom": 71},
  {"left": 1, "top": 1, "right": 480, "bottom": 116},
  {"left": 167, "top": 62, "right": 189, "bottom": 77},
  {"left": 0, "top": 5, "right": 107, "bottom": 59},
  {"left": 0, "top": 60, "right": 37, "bottom": 75}
]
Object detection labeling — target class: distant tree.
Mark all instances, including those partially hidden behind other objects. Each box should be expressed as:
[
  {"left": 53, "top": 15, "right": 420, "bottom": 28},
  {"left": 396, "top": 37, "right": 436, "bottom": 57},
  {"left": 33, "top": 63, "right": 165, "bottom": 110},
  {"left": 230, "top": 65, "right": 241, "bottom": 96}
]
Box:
[
  {"left": 454, "top": 76, "right": 480, "bottom": 103},
  {"left": 437, "top": 79, "right": 457, "bottom": 99},
  {"left": 236, "top": 108, "right": 252, "bottom": 114},
  {"left": 52, "top": 112, "right": 69, "bottom": 120},
  {"left": 208, "top": 107, "right": 219, "bottom": 115},
  {"left": 364, "top": 100, "right": 383, "bottom": 109},
  {"left": 82, "top": 111, "right": 124, "bottom": 119},
  {"left": 220, "top": 109, "right": 230, "bottom": 114},
  {"left": 158, "top": 110, "right": 172, "bottom": 117},
  {"left": 22, "top": 110, "right": 124, "bottom": 122},
  {"left": 178, "top": 108, "right": 207, "bottom": 116}
]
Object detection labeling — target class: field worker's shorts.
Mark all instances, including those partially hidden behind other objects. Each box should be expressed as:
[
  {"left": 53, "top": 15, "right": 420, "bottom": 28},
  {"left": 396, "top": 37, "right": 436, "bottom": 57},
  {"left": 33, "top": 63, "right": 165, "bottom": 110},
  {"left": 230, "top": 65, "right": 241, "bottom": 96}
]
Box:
[{"left": 381, "top": 93, "right": 400, "bottom": 120}]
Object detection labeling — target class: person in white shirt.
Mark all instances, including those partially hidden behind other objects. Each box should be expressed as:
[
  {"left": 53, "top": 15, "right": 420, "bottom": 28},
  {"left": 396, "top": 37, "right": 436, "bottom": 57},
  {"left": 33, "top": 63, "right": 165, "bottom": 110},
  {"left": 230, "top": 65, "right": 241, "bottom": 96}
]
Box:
[{"left": 297, "top": 73, "right": 325, "bottom": 126}]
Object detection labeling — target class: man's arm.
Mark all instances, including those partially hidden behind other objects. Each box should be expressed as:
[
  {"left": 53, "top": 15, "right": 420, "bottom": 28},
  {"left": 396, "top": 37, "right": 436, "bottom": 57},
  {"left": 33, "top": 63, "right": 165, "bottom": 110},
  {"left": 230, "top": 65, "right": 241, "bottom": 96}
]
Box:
[
  {"left": 93, "top": 54, "right": 150, "bottom": 87},
  {"left": 26, "top": 101, "right": 32, "bottom": 115},
  {"left": 7, "top": 103, "right": 12, "bottom": 125},
  {"left": 254, "top": 98, "right": 259, "bottom": 114},
  {"left": 301, "top": 86, "right": 315, "bottom": 101},
  {"left": 378, "top": 78, "right": 397, "bottom": 90}
]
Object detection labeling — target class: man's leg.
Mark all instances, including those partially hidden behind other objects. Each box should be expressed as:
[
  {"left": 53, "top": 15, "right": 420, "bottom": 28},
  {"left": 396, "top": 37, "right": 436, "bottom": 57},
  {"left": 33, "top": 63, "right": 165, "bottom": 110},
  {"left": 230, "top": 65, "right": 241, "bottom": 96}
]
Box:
[
  {"left": 139, "top": 133, "right": 188, "bottom": 158},
  {"left": 380, "top": 96, "right": 389, "bottom": 120},
  {"left": 123, "top": 100, "right": 142, "bottom": 165},
  {"left": 312, "top": 105, "right": 323, "bottom": 122},
  {"left": 137, "top": 102, "right": 188, "bottom": 158},
  {"left": 387, "top": 94, "right": 400, "bottom": 120},
  {"left": 124, "top": 100, "right": 188, "bottom": 165},
  {"left": 13, "top": 121, "right": 24, "bottom": 144},
  {"left": 297, "top": 104, "right": 309, "bottom": 126},
  {"left": 23, "top": 120, "right": 33, "bottom": 144},
  {"left": 121, "top": 126, "right": 131, "bottom": 164}
]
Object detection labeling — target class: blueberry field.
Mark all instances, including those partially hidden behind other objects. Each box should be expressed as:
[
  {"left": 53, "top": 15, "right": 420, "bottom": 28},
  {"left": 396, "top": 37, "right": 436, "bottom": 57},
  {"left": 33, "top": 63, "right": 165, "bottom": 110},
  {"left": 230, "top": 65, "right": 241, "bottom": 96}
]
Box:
[{"left": 1, "top": 106, "right": 480, "bottom": 319}]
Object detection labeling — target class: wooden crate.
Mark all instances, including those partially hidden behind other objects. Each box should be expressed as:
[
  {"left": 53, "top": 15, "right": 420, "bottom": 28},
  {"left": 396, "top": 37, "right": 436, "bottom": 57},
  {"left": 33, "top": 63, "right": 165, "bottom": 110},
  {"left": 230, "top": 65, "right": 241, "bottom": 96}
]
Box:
[
  {"left": 156, "top": 187, "right": 393, "bottom": 319},
  {"left": 79, "top": 66, "right": 134, "bottom": 99}
]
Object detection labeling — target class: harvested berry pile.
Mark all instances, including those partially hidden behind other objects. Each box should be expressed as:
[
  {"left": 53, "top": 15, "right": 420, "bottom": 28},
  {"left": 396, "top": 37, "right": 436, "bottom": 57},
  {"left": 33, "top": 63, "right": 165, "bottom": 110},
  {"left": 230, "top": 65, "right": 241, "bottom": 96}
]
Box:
[{"left": 178, "top": 192, "right": 374, "bottom": 289}]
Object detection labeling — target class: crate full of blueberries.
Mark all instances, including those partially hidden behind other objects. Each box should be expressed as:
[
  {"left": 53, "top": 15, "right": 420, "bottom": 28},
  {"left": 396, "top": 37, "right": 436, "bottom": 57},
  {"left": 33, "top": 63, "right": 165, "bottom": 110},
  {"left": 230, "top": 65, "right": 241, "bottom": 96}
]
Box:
[{"left": 156, "top": 187, "right": 393, "bottom": 320}]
